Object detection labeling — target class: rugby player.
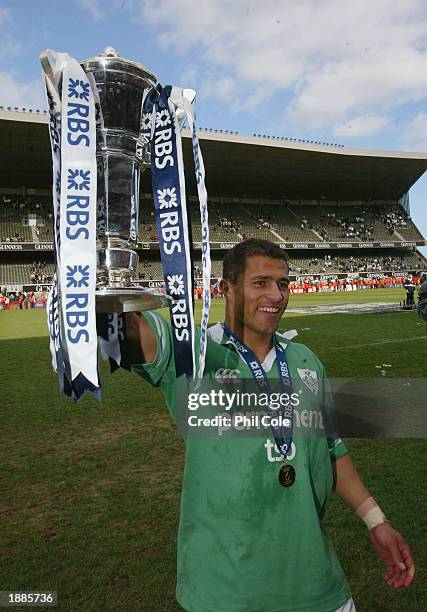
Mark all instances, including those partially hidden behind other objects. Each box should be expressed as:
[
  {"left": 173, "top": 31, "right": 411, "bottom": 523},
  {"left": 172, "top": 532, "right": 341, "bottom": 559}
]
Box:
[{"left": 126, "top": 238, "right": 415, "bottom": 611}]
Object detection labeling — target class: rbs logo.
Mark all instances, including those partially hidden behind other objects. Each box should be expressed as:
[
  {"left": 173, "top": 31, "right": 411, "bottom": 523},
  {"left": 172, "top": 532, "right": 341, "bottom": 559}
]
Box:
[
  {"left": 154, "top": 108, "right": 174, "bottom": 170},
  {"left": 67, "top": 102, "right": 90, "bottom": 147},
  {"left": 66, "top": 78, "right": 91, "bottom": 147}
]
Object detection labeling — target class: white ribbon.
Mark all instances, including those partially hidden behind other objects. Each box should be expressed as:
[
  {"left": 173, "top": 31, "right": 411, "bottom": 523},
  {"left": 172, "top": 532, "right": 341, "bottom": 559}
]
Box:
[
  {"left": 59, "top": 57, "right": 99, "bottom": 390},
  {"left": 41, "top": 50, "right": 69, "bottom": 382},
  {"left": 170, "top": 87, "right": 211, "bottom": 380},
  {"left": 98, "top": 313, "right": 123, "bottom": 367}
]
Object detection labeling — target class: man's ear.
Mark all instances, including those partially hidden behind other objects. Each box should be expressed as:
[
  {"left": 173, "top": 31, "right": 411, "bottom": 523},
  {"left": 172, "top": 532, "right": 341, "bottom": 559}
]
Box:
[{"left": 219, "top": 278, "right": 231, "bottom": 298}]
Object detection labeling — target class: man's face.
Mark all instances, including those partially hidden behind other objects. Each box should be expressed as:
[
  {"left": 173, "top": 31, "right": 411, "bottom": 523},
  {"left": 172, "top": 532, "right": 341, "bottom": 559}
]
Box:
[{"left": 223, "top": 255, "right": 290, "bottom": 337}]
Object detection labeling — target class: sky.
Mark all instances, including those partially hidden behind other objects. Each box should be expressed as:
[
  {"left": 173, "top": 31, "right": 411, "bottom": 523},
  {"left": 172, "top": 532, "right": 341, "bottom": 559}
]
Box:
[{"left": 1, "top": 0, "right": 427, "bottom": 252}]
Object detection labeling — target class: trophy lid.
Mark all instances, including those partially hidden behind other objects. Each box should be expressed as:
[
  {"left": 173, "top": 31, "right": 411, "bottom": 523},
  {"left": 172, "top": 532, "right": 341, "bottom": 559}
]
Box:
[{"left": 81, "top": 47, "right": 159, "bottom": 87}]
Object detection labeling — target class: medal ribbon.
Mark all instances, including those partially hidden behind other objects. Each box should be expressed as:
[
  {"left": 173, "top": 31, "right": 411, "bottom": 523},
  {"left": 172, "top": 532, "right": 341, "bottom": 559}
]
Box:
[{"left": 222, "top": 324, "right": 293, "bottom": 458}]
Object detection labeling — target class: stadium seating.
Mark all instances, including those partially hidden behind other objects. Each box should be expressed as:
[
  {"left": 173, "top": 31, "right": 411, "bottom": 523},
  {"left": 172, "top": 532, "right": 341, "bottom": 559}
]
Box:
[
  {"left": 395, "top": 224, "right": 424, "bottom": 241},
  {"left": 0, "top": 209, "right": 33, "bottom": 242},
  {"left": 286, "top": 202, "right": 424, "bottom": 243},
  {"left": 289, "top": 252, "right": 425, "bottom": 275},
  {"left": 137, "top": 260, "right": 163, "bottom": 280},
  {"left": 0, "top": 195, "right": 52, "bottom": 242},
  {"left": 134, "top": 252, "right": 425, "bottom": 282},
  {"left": 139, "top": 195, "right": 157, "bottom": 241},
  {"left": 136, "top": 197, "right": 423, "bottom": 245},
  {"left": 36, "top": 222, "right": 53, "bottom": 242},
  {"left": 1, "top": 251, "right": 425, "bottom": 285},
  {"left": 1, "top": 194, "right": 426, "bottom": 286},
  {"left": 139, "top": 198, "right": 326, "bottom": 243},
  {"left": 247, "top": 202, "right": 318, "bottom": 241},
  {"left": 0, "top": 264, "right": 33, "bottom": 284},
  {"left": 0, "top": 262, "right": 54, "bottom": 285}
]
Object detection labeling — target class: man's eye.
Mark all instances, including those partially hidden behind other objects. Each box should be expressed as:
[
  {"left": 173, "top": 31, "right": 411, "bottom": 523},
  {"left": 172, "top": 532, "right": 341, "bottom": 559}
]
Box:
[
  {"left": 279, "top": 282, "right": 289, "bottom": 290},
  {"left": 255, "top": 280, "right": 266, "bottom": 286}
]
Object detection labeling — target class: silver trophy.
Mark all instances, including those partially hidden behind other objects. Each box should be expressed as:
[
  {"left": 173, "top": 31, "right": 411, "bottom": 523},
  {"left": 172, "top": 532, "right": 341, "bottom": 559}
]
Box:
[{"left": 80, "top": 47, "right": 170, "bottom": 313}]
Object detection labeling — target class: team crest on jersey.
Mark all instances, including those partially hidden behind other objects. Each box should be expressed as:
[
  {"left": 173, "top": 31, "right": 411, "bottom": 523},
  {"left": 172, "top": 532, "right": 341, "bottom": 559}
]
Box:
[{"left": 297, "top": 368, "right": 319, "bottom": 395}]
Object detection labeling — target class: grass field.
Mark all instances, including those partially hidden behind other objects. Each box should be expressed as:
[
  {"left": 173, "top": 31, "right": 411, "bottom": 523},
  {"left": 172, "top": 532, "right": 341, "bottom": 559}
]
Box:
[{"left": 0, "top": 288, "right": 426, "bottom": 611}]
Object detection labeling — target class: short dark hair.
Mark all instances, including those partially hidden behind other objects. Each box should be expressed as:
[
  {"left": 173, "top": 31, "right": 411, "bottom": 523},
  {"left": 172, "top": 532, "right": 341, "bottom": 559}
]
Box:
[{"left": 222, "top": 238, "right": 289, "bottom": 283}]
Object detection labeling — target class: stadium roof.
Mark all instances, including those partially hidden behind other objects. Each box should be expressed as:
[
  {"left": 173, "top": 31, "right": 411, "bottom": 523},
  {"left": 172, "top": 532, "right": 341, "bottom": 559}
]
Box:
[{"left": 1, "top": 108, "right": 427, "bottom": 201}]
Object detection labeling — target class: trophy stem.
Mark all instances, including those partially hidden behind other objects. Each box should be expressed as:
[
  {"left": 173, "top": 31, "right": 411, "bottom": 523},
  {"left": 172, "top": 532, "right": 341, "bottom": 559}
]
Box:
[{"left": 96, "top": 238, "right": 139, "bottom": 287}]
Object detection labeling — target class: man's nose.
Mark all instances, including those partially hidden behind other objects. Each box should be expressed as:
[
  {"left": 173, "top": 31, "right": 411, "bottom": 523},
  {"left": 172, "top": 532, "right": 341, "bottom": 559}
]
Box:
[{"left": 267, "top": 282, "right": 285, "bottom": 301}]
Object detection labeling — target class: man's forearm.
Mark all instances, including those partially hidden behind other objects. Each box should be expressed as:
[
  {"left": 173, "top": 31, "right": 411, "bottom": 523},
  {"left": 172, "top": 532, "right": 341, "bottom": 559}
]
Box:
[
  {"left": 124, "top": 312, "right": 158, "bottom": 364},
  {"left": 334, "top": 454, "right": 371, "bottom": 510},
  {"left": 334, "top": 453, "right": 390, "bottom": 530}
]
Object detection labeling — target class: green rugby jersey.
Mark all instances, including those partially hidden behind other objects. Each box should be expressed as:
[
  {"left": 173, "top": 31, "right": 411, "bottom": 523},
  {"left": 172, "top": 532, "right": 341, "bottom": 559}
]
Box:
[{"left": 133, "top": 315, "right": 351, "bottom": 612}]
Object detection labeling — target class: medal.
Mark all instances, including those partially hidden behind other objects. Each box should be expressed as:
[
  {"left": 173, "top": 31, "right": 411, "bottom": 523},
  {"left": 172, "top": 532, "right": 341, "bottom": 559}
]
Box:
[
  {"left": 222, "top": 324, "right": 295, "bottom": 487},
  {"left": 278, "top": 462, "right": 296, "bottom": 487}
]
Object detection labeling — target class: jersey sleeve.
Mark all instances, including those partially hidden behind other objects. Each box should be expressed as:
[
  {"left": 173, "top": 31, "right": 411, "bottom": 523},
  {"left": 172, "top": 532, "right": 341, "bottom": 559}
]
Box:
[
  {"left": 131, "top": 311, "right": 177, "bottom": 419},
  {"left": 320, "top": 369, "right": 348, "bottom": 462}
]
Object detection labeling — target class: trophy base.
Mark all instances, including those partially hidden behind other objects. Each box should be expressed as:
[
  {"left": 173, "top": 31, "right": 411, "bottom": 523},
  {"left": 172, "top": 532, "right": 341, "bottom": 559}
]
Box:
[{"left": 96, "top": 286, "right": 171, "bottom": 313}]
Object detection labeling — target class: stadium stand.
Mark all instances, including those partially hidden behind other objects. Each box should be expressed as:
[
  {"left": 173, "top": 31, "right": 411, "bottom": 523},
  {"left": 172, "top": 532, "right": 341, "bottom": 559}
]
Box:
[
  {"left": 137, "top": 260, "right": 163, "bottom": 280},
  {"left": 0, "top": 209, "right": 33, "bottom": 242},
  {"left": 0, "top": 264, "right": 33, "bottom": 284},
  {"left": 1, "top": 194, "right": 426, "bottom": 285},
  {"left": 211, "top": 201, "right": 275, "bottom": 241},
  {"left": 136, "top": 252, "right": 427, "bottom": 282},
  {"left": 243, "top": 202, "right": 318, "bottom": 242},
  {"left": 139, "top": 195, "right": 157, "bottom": 241},
  {"left": 136, "top": 195, "right": 423, "bottom": 246},
  {"left": 284, "top": 201, "right": 423, "bottom": 243},
  {"left": 0, "top": 194, "right": 52, "bottom": 243},
  {"left": 288, "top": 252, "right": 425, "bottom": 275},
  {"left": 0, "top": 261, "right": 54, "bottom": 285},
  {"left": 2, "top": 248, "right": 424, "bottom": 285},
  {"left": 0, "top": 108, "right": 426, "bottom": 292}
]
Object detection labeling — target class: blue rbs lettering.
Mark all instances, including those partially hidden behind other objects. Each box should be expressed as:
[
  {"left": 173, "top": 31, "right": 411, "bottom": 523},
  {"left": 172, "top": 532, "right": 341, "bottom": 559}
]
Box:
[
  {"left": 65, "top": 293, "right": 89, "bottom": 343},
  {"left": 66, "top": 195, "right": 90, "bottom": 240},
  {"left": 67, "top": 102, "right": 90, "bottom": 146}
]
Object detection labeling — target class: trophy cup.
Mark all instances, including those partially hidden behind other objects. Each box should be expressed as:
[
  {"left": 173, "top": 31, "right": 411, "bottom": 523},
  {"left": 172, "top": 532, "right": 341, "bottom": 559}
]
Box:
[
  {"left": 41, "top": 46, "right": 210, "bottom": 397},
  {"left": 80, "top": 47, "right": 171, "bottom": 313}
]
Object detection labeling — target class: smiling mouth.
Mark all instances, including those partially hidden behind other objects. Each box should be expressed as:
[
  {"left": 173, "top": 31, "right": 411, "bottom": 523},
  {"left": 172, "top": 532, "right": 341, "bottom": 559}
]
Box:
[{"left": 258, "top": 306, "right": 281, "bottom": 313}]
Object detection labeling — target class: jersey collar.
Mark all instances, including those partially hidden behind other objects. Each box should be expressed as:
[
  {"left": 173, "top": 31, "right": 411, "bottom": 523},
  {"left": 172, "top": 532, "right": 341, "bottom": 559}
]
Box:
[{"left": 207, "top": 323, "right": 287, "bottom": 373}]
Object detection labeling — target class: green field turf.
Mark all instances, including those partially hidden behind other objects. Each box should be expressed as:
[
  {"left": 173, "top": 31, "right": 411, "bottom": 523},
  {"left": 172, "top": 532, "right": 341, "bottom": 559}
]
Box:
[{"left": 0, "top": 289, "right": 426, "bottom": 611}]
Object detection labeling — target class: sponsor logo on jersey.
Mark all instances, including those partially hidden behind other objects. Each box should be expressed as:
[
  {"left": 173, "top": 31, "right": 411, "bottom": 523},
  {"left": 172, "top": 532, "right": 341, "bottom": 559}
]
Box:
[
  {"left": 214, "top": 368, "right": 241, "bottom": 383},
  {"left": 264, "top": 439, "right": 297, "bottom": 462}
]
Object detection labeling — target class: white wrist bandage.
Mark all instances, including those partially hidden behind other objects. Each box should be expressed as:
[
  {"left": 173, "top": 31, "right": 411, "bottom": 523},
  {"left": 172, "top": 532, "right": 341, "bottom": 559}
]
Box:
[{"left": 356, "top": 497, "right": 388, "bottom": 530}]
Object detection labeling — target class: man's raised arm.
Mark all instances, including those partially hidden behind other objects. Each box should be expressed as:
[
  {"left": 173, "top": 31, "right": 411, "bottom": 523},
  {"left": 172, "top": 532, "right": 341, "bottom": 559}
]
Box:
[{"left": 124, "top": 312, "right": 158, "bottom": 365}]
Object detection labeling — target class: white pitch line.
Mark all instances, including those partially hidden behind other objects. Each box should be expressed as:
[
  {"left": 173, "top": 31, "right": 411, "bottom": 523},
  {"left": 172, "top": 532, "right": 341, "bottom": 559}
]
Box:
[{"left": 332, "top": 335, "right": 427, "bottom": 350}]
